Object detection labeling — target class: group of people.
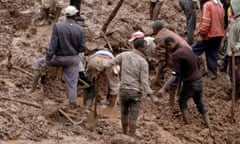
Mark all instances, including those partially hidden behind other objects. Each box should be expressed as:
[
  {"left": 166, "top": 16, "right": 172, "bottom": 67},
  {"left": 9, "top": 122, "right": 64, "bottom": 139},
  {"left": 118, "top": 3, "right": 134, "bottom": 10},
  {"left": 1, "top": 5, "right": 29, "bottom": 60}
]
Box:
[{"left": 31, "top": 0, "right": 240, "bottom": 138}]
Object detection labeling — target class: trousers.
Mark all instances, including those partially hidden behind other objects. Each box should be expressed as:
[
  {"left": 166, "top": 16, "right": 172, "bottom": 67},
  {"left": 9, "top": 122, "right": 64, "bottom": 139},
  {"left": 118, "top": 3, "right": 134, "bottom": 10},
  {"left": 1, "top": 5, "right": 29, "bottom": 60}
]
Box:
[{"left": 36, "top": 55, "right": 80, "bottom": 103}]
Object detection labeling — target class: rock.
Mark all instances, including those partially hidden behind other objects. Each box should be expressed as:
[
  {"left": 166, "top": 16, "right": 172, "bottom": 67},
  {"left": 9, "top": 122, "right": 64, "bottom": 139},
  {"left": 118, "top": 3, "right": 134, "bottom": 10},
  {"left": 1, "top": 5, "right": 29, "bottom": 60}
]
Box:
[{"left": 111, "top": 134, "right": 137, "bottom": 144}]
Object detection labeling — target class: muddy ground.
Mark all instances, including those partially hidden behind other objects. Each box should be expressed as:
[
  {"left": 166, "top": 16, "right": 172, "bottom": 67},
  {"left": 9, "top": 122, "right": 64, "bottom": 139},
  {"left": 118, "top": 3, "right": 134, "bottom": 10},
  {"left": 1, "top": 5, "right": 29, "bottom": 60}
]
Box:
[{"left": 0, "top": 0, "right": 240, "bottom": 144}]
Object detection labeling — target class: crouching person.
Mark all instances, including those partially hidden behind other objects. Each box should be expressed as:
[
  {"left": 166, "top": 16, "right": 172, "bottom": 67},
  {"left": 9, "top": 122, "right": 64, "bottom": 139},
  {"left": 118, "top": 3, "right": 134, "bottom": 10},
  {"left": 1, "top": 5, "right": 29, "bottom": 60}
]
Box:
[
  {"left": 105, "top": 38, "right": 154, "bottom": 136},
  {"left": 86, "top": 48, "right": 120, "bottom": 108}
]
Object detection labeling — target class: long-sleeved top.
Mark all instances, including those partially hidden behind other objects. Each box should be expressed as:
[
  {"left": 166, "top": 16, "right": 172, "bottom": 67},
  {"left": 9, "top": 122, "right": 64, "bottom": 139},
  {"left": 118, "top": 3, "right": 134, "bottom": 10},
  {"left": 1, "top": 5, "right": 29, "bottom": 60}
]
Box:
[
  {"left": 226, "top": 16, "right": 240, "bottom": 56},
  {"left": 154, "top": 27, "right": 191, "bottom": 67},
  {"left": 46, "top": 19, "right": 86, "bottom": 61},
  {"left": 105, "top": 49, "right": 153, "bottom": 95},
  {"left": 198, "top": 0, "right": 225, "bottom": 40}
]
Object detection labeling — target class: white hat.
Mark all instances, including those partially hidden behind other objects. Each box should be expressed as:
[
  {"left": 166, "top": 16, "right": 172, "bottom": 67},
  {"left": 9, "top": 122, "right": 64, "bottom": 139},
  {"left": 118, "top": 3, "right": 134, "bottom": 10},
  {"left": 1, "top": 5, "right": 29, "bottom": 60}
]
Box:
[
  {"left": 63, "top": 6, "right": 79, "bottom": 16},
  {"left": 129, "top": 31, "right": 144, "bottom": 42}
]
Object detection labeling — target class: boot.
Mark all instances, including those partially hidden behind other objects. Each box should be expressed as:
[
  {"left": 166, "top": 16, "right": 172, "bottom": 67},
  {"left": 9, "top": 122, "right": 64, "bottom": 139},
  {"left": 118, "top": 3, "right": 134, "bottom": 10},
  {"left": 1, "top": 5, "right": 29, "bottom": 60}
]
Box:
[
  {"left": 53, "top": 7, "right": 62, "bottom": 23},
  {"left": 168, "top": 90, "right": 176, "bottom": 107},
  {"left": 121, "top": 117, "right": 128, "bottom": 135},
  {"left": 31, "top": 70, "right": 41, "bottom": 93},
  {"left": 109, "top": 95, "right": 117, "bottom": 107},
  {"left": 128, "top": 120, "right": 137, "bottom": 137},
  {"left": 182, "top": 110, "right": 189, "bottom": 124}
]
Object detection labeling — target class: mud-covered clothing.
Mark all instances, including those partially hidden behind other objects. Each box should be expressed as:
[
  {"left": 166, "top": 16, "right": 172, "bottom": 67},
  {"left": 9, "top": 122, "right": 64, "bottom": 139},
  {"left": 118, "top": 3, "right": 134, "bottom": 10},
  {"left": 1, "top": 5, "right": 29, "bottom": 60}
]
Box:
[
  {"left": 87, "top": 50, "right": 120, "bottom": 96},
  {"left": 226, "top": 16, "right": 240, "bottom": 57},
  {"left": 179, "top": 0, "right": 196, "bottom": 44},
  {"left": 155, "top": 28, "right": 191, "bottom": 64},
  {"left": 198, "top": 0, "right": 225, "bottom": 40},
  {"left": 171, "top": 44, "right": 206, "bottom": 114},
  {"left": 41, "top": 0, "right": 64, "bottom": 9},
  {"left": 46, "top": 20, "right": 86, "bottom": 61},
  {"left": 106, "top": 49, "right": 153, "bottom": 95},
  {"left": 172, "top": 44, "right": 202, "bottom": 81},
  {"left": 179, "top": 79, "right": 206, "bottom": 114},
  {"left": 120, "top": 89, "right": 142, "bottom": 133},
  {"left": 36, "top": 56, "right": 80, "bottom": 104}
]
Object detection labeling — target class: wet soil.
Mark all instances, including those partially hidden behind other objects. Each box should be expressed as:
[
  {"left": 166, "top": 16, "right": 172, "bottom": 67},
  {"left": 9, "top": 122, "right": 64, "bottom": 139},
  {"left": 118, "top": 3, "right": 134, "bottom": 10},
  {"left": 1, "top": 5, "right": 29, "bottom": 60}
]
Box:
[{"left": 0, "top": 0, "right": 240, "bottom": 143}]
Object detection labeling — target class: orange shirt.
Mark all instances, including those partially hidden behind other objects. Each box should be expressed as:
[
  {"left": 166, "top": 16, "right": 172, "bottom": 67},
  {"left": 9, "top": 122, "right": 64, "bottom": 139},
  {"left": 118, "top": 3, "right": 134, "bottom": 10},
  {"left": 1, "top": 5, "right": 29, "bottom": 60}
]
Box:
[{"left": 198, "top": 1, "right": 225, "bottom": 39}]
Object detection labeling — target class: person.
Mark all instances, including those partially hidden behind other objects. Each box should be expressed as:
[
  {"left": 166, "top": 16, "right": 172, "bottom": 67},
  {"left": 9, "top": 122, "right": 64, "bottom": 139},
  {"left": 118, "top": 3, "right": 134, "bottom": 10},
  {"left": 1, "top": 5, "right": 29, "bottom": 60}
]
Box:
[
  {"left": 105, "top": 38, "right": 154, "bottom": 136},
  {"left": 70, "top": 0, "right": 84, "bottom": 21},
  {"left": 78, "top": 52, "right": 95, "bottom": 108},
  {"left": 40, "top": 0, "right": 64, "bottom": 25},
  {"left": 192, "top": 0, "right": 225, "bottom": 80},
  {"left": 86, "top": 48, "right": 120, "bottom": 108},
  {"left": 152, "top": 20, "right": 191, "bottom": 105},
  {"left": 150, "top": 0, "right": 164, "bottom": 20},
  {"left": 225, "top": 0, "right": 240, "bottom": 99},
  {"left": 158, "top": 36, "right": 212, "bottom": 130},
  {"left": 179, "top": 0, "right": 197, "bottom": 45},
  {"left": 31, "top": 6, "right": 86, "bottom": 108}
]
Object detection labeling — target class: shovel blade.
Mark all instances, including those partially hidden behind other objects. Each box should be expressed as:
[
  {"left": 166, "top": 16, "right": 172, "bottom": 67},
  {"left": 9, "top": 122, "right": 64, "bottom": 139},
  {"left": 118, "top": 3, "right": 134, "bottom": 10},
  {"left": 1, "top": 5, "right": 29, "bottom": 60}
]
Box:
[{"left": 87, "top": 112, "right": 98, "bottom": 126}]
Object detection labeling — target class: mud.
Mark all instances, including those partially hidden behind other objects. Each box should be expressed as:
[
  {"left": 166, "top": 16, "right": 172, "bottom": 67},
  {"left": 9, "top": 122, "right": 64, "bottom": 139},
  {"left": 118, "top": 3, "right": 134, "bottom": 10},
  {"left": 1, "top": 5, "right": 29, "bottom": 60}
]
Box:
[{"left": 0, "top": 0, "right": 240, "bottom": 144}]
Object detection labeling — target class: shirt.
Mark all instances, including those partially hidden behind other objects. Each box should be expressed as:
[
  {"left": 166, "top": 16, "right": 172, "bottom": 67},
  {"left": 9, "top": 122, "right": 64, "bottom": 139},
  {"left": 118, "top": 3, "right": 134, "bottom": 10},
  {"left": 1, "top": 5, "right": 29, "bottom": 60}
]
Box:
[
  {"left": 106, "top": 49, "right": 153, "bottom": 95},
  {"left": 172, "top": 44, "right": 202, "bottom": 82},
  {"left": 46, "top": 19, "right": 86, "bottom": 61},
  {"left": 226, "top": 16, "right": 240, "bottom": 56},
  {"left": 198, "top": 0, "right": 225, "bottom": 39}
]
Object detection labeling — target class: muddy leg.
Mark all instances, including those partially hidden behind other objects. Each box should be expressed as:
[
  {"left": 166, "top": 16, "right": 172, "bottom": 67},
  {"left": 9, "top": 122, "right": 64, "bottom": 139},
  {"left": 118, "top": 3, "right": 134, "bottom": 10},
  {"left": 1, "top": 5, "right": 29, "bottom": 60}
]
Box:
[{"left": 31, "top": 70, "right": 41, "bottom": 92}]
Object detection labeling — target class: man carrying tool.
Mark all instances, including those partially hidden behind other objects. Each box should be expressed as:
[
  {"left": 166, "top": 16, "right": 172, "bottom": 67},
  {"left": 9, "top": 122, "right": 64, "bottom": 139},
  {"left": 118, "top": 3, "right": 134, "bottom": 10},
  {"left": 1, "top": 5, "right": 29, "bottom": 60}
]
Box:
[
  {"left": 70, "top": 0, "right": 84, "bottom": 21},
  {"left": 31, "top": 6, "right": 86, "bottom": 108},
  {"left": 40, "top": 0, "right": 64, "bottom": 25},
  {"left": 159, "top": 36, "right": 212, "bottom": 131},
  {"left": 192, "top": 0, "right": 225, "bottom": 80},
  {"left": 225, "top": 0, "right": 240, "bottom": 99},
  {"left": 179, "top": 0, "right": 198, "bottom": 45},
  {"left": 150, "top": 0, "right": 165, "bottom": 20},
  {"left": 86, "top": 48, "right": 120, "bottom": 108},
  {"left": 105, "top": 38, "right": 153, "bottom": 137}
]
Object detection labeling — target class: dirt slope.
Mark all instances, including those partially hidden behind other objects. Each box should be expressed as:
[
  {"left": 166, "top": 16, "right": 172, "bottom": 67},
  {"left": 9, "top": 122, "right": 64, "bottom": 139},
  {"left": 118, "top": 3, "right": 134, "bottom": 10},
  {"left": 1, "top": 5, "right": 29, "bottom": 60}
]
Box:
[{"left": 0, "top": 0, "right": 240, "bottom": 144}]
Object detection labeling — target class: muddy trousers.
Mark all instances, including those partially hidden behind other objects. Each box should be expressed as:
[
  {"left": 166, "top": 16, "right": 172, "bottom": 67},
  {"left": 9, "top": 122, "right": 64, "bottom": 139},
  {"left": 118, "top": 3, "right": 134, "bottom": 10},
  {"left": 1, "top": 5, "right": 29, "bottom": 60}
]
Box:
[
  {"left": 120, "top": 89, "right": 142, "bottom": 136},
  {"left": 36, "top": 55, "right": 80, "bottom": 104},
  {"left": 70, "top": 0, "right": 81, "bottom": 15},
  {"left": 192, "top": 37, "right": 222, "bottom": 77},
  {"left": 179, "top": 0, "right": 196, "bottom": 45},
  {"left": 179, "top": 79, "right": 207, "bottom": 115}
]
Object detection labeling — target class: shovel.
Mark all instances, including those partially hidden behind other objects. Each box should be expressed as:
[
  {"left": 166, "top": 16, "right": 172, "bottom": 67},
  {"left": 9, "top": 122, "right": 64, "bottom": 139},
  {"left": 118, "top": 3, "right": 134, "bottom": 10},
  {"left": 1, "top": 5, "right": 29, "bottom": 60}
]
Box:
[{"left": 87, "top": 75, "right": 99, "bottom": 126}]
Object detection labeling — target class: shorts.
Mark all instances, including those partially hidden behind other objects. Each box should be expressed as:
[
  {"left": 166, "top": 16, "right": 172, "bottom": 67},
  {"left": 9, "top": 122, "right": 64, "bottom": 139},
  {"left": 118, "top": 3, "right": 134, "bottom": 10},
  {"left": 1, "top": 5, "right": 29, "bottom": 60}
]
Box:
[{"left": 42, "top": 0, "right": 64, "bottom": 9}]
